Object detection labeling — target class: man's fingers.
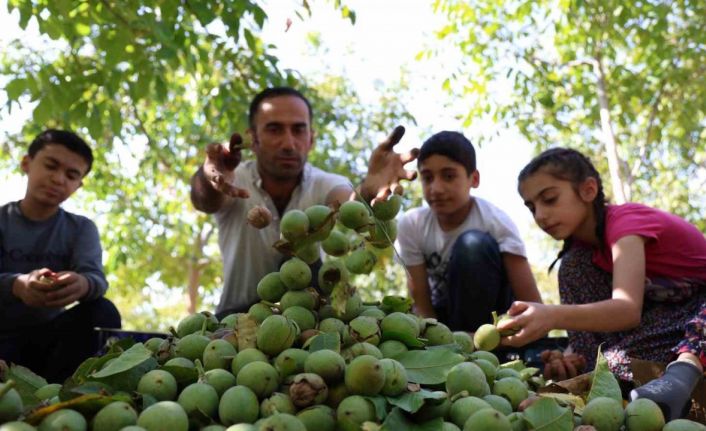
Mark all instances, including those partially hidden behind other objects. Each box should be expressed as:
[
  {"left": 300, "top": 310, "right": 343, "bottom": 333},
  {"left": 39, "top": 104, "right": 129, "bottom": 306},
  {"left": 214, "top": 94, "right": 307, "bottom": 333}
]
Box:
[
  {"left": 371, "top": 188, "right": 392, "bottom": 206},
  {"left": 229, "top": 133, "right": 243, "bottom": 151},
  {"left": 222, "top": 146, "right": 241, "bottom": 171},
  {"left": 205, "top": 143, "right": 223, "bottom": 159},
  {"left": 380, "top": 125, "right": 406, "bottom": 151},
  {"left": 218, "top": 182, "right": 250, "bottom": 199},
  {"left": 399, "top": 148, "right": 419, "bottom": 165},
  {"left": 402, "top": 169, "right": 417, "bottom": 181}
]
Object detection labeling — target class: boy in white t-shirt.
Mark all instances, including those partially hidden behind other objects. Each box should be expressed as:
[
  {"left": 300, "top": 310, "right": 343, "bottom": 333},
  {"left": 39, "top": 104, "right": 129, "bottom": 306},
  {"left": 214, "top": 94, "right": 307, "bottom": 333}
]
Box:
[{"left": 396, "top": 131, "right": 541, "bottom": 331}]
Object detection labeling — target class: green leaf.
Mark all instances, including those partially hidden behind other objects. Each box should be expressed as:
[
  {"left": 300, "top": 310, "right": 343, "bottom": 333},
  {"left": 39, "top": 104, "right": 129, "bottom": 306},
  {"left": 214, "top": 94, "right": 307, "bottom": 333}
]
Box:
[
  {"left": 364, "top": 395, "right": 388, "bottom": 421},
  {"left": 60, "top": 381, "right": 114, "bottom": 399},
  {"left": 306, "top": 332, "right": 341, "bottom": 353},
  {"left": 33, "top": 98, "right": 53, "bottom": 124},
  {"left": 539, "top": 392, "right": 586, "bottom": 415},
  {"left": 522, "top": 397, "right": 574, "bottom": 431},
  {"left": 381, "top": 407, "right": 443, "bottom": 431},
  {"left": 5, "top": 78, "right": 27, "bottom": 100},
  {"left": 90, "top": 343, "right": 153, "bottom": 378},
  {"left": 386, "top": 389, "right": 447, "bottom": 414},
  {"left": 25, "top": 392, "right": 131, "bottom": 425},
  {"left": 520, "top": 367, "right": 540, "bottom": 381},
  {"left": 109, "top": 106, "right": 123, "bottom": 135},
  {"left": 88, "top": 107, "right": 102, "bottom": 139},
  {"left": 74, "top": 22, "right": 91, "bottom": 36},
  {"left": 587, "top": 346, "right": 622, "bottom": 403},
  {"left": 243, "top": 28, "right": 257, "bottom": 52},
  {"left": 70, "top": 353, "right": 120, "bottom": 384},
  {"left": 88, "top": 356, "right": 158, "bottom": 392},
  {"left": 4, "top": 364, "right": 47, "bottom": 405},
  {"left": 499, "top": 359, "right": 525, "bottom": 371},
  {"left": 395, "top": 349, "right": 464, "bottom": 385}
]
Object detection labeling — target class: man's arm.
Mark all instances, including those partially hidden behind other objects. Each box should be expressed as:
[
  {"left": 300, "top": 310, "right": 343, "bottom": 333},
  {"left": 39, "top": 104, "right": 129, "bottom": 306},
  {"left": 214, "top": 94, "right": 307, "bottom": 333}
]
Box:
[
  {"left": 503, "top": 253, "right": 542, "bottom": 303},
  {"left": 406, "top": 264, "right": 437, "bottom": 319},
  {"left": 70, "top": 220, "right": 108, "bottom": 301}
]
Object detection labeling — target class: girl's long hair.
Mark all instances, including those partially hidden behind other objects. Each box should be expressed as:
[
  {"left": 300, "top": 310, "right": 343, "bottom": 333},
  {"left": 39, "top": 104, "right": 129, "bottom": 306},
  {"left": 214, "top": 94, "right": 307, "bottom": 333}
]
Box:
[{"left": 518, "top": 148, "right": 608, "bottom": 272}]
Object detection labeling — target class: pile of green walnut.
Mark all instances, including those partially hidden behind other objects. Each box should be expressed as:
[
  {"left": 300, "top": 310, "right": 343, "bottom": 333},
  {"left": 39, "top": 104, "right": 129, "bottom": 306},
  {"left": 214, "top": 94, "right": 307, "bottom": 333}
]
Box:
[{"left": 1, "top": 198, "right": 704, "bottom": 431}]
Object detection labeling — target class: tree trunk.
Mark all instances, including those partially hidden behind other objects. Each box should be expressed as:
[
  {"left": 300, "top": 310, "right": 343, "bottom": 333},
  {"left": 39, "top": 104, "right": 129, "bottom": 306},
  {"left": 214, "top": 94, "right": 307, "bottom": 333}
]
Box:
[
  {"left": 186, "top": 222, "right": 215, "bottom": 314},
  {"left": 187, "top": 257, "right": 200, "bottom": 314},
  {"left": 593, "top": 55, "right": 629, "bottom": 203}
]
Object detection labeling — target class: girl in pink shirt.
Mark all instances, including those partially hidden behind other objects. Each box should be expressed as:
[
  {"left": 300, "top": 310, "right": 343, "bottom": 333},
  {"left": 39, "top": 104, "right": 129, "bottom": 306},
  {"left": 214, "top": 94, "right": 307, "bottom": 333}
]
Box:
[{"left": 501, "top": 147, "right": 706, "bottom": 421}]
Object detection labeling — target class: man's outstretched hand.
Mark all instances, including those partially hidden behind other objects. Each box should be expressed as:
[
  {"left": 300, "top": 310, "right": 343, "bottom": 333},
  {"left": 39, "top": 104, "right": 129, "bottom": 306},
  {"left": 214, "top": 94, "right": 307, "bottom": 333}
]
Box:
[
  {"left": 202, "top": 133, "right": 250, "bottom": 199},
  {"left": 359, "top": 126, "right": 419, "bottom": 204}
]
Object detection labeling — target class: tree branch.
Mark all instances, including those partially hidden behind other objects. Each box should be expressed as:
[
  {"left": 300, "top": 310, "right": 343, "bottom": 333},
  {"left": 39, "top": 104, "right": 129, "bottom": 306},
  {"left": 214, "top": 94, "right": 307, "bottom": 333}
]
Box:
[{"left": 130, "top": 102, "right": 173, "bottom": 169}]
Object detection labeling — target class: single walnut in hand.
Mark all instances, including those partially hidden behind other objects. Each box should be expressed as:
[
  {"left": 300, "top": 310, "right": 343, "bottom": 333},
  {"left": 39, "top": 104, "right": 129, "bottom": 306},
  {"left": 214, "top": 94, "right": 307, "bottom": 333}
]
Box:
[{"left": 247, "top": 205, "right": 273, "bottom": 229}]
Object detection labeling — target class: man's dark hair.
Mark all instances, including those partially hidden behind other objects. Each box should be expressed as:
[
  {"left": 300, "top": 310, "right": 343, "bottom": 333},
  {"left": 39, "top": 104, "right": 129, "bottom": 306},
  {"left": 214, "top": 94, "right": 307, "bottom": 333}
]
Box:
[
  {"left": 248, "top": 86, "right": 313, "bottom": 129},
  {"left": 418, "top": 131, "right": 476, "bottom": 175},
  {"left": 29, "top": 129, "right": 94, "bottom": 175}
]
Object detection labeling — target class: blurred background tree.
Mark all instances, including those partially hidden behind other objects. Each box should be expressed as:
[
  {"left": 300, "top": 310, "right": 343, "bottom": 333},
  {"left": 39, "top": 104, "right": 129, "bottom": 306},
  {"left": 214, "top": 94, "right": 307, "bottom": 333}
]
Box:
[
  {"left": 433, "top": 0, "right": 706, "bottom": 228},
  {"left": 2, "top": 0, "right": 703, "bottom": 329},
  {"left": 0, "top": 0, "right": 414, "bottom": 329}
]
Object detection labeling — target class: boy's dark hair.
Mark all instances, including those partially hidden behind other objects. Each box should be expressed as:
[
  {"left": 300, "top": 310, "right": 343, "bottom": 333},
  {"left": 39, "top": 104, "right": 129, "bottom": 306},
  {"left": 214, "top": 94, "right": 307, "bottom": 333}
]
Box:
[
  {"left": 517, "top": 147, "right": 608, "bottom": 272},
  {"left": 29, "top": 129, "right": 93, "bottom": 175},
  {"left": 248, "top": 86, "right": 313, "bottom": 129},
  {"left": 418, "top": 131, "right": 476, "bottom": 175}
]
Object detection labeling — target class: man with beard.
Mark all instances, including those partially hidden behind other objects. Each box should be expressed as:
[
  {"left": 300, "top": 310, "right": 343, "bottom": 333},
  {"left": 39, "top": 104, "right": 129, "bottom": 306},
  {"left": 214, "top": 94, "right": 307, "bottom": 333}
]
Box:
[{"left": 191, "top": 87, "right": 417, "bottom": 317}]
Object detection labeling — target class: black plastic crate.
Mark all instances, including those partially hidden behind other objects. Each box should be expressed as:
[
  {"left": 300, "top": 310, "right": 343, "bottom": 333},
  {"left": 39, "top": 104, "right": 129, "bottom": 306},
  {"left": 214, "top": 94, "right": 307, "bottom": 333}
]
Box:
[
  {"left": 94, "top": 327, "right": 168, "bottom": 354},
  {"left": 495, "top": 336, "right": 569, "bottom": 369}
]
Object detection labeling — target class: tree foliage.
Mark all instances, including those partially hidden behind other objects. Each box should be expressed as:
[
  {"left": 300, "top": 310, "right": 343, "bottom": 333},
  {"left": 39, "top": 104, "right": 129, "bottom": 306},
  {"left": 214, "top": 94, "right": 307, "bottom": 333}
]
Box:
[
  {"left": 0, "top": 0, "right": 413, "bottom": 328},
  {"left": 432, "top": 0, "right": 706, "bottom": 228}
]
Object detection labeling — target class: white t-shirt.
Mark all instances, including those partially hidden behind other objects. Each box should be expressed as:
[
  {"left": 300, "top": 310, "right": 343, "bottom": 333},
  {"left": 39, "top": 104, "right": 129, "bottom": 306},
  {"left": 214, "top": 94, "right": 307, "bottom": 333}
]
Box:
[
  {"left": 215, "top": 160, "right": 351, "bottom": 313},
  {"left": 396, "top": 196, "right": 526, "bottom": 307}
]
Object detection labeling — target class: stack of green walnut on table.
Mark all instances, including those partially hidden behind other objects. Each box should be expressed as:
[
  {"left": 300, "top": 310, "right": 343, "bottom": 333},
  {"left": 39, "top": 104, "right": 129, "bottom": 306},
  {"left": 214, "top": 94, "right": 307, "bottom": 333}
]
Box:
[{"left": 1, "top": 198, "right": 705, "bottom": 430}]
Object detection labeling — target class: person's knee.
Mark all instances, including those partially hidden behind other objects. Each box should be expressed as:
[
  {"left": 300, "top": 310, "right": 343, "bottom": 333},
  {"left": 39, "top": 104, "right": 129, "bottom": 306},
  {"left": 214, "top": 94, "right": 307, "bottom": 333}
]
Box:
[
  {"left": 451, "top": 230, "right": 499, "bottom": 264},
  {"left": 83, "top": 297, "right": 122, "bottom": 329}
]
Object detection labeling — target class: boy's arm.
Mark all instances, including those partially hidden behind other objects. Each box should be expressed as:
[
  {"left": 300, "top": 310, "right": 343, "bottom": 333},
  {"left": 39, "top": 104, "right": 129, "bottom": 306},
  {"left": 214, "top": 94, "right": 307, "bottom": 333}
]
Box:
[
  {"left": 0, "top": 273, "right": 22, "bottom": 302},
  {"left": 406, "top": 264, "right": 437, "bottom": 319},
  {"left": 502, "top": 253, "right": 542, "bottom": 303},
  {"left": 63, "top": 219, "right": 107, "bottom": 302}
]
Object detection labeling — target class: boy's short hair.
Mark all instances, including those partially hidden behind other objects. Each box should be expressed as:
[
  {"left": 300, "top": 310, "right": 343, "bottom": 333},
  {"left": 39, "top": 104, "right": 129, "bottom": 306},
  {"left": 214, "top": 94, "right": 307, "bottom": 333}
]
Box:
[
  {"left": 248, "top": 86, "right": 313, "bottom": 129},
  {"left": 418, "top": 131, "right": 476, "bottom": 175},
  {"left": 29, "top": 129, "right": 94, "bottom": 175}
]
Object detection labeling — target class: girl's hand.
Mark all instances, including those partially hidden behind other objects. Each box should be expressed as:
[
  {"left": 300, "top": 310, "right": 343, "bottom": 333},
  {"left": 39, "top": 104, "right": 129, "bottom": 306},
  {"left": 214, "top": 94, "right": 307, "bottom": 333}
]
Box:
[{"left": 498, "top": 301, "right": 555, "bottom": 347}]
